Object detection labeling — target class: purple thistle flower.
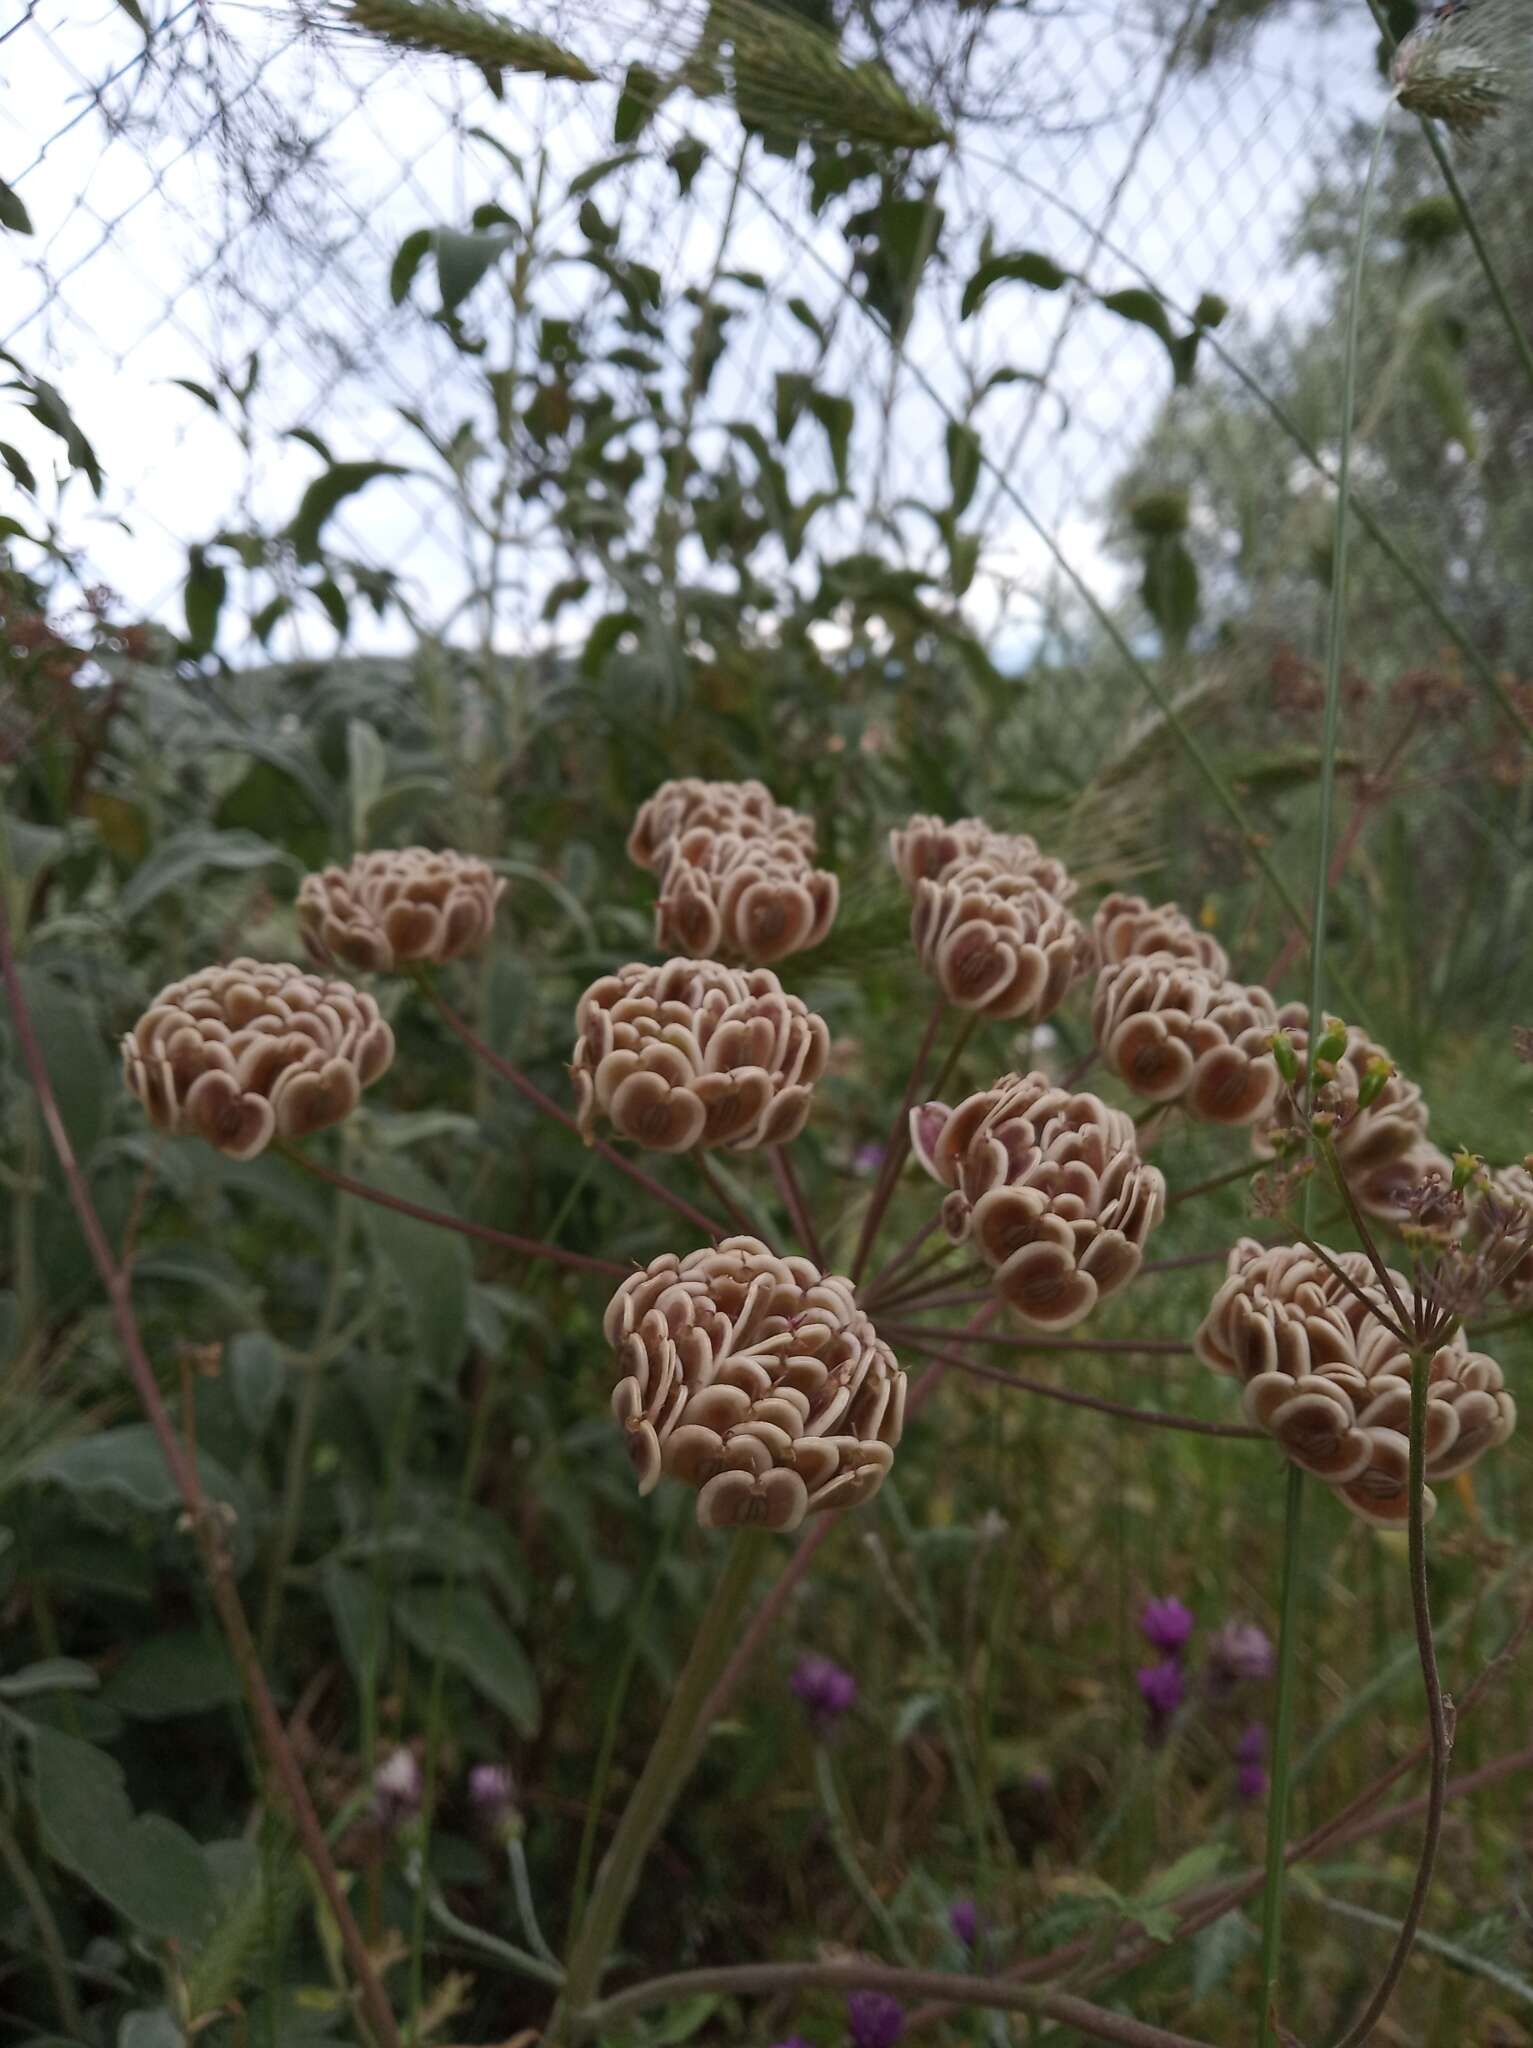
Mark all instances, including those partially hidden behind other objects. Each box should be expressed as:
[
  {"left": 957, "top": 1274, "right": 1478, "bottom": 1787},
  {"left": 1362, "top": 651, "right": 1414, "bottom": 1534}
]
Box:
[
  {"left": 1136, "top": 1661, "right": 1186, "bottom": 1717},
  {"left": 1237, "top": 1762, "right": 1270, "bottom": 1804},
  {"left": 468, "top": 1762, "right": 518, "bottom": 1832},
  {"left": 1205, "top": 1621, "right": 1275, "bottom": 1695},
  {"left": 1234, "top": 1723, "right": 1268, "bottom": 1766},
  {"left": 949, "top": 1897, "right": 980, "bottom": 1947},
  {"left": 372, "top": 1746, "right": 421, "bottom": 1831},
  {"left": 790, "top": 1654, "right": 857, "bottom": 1732},
  {"left": 1139, "top": 1597, "right": 1195, "bottom": 1658},
  {"left": 847, "top": 1990, "right": 905, "bottom": 2048}
]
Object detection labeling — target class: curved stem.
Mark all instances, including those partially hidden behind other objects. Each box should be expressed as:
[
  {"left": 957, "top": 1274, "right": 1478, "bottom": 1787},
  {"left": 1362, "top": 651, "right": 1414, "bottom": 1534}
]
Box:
[
  {"left": 1166, "top": 1157, "right": 1264, "bottom": 1208},
  {"left": 880, "top": 1319, "right": 1193, "bottom": 1357},
  {"left": 769, "top": 1144, "right": 824, "bottom": 1266},
  {"left": 0, "top": 897, "right": 403, "bottom": 2048},
  {"left": 863, "top": 1211, "right": 944, "bottom": 1302},
  {"left": 508, "top": 1835, "right": 561, "bottom": 1970},
  {"left": 896, "top": 1335, "right": 1263, "bottom": 1439},
  {"left": 851, "top": 997, "right": 946, "bottom": 1285},
  {"left": 420, "top": 977, "right": 727, "bottom": 1242},
  {"left": 1329, "top": 1345, "right": 1452, "bottom": 2047},
  {"left": 279, "top": 1145, "right": 625, "bottom": 1277},
  {"left": 572, "top": 1958, "right": 1216, "bottom": 2048},
  {"left": 814, "top": 1744, "right": 913, "bottom": 1961},
  {"left": 556, "top": 1537, "right": 764, "bottom": 2031}
]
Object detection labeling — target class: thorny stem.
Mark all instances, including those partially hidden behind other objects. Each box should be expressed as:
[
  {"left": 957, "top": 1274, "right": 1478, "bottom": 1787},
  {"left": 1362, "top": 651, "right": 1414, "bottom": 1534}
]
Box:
[
  {"left": 851, "top": 996, "right": 946, "bottom": 1285},
  {"left": 1329, "top": 1344, "right": 1453, "bottom": 2048},
  {"left": 572, "top": 1959, "right": 1217, "bottom": 2048},
  {"left": 280, "top": 1144, "right": 626, "bottom": 1277},
  {"left": 556, "top": 1538, "right": 764, "bottom": 2034},
  {"left": 0, "top": 897, "right": 404, "bottom": 2048},
  {"left": 420, "top": 977, "right": 727, "bottom": 1242},
  {"left": 769, "top": 1144, "right": 824, "bottom": 1266},
  {"left": 896, "top": 1335, "right": 1263, "bottom": 1440}
]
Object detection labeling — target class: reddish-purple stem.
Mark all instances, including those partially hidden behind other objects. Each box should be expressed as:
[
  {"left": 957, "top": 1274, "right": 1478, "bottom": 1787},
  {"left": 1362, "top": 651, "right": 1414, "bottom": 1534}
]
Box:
[
  {"left": 850, "top": 996, "right": 946, "bottom": 1285},
  {"left": 898, "top": 1336, "right": 1262, "bottom": 1439},
  {"left": 769, "top": 1145, "right": 824, "bottom": 1267}
]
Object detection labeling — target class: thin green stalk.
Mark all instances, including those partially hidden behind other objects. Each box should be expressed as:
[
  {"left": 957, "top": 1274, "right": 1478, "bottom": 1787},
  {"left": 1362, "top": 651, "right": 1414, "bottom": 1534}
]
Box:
[
  {"left": 1258, "top": 109, "right": 1391, "bottom": 2048},
  {"left": 0, "top": 1809, "right": 83, "bottom": 2035},
  {"left": 567, "top": 1514, "right": 679, "bottom": 1943},
  {"left": 814, "top": 1745, "right": 913, "bottom": 1962},
  {"left": 556, "top": 1537, "right": 764, "bottom": 2033},
  {"left": 409, "top": 1857, "right": 562, "bottom": 1987}
]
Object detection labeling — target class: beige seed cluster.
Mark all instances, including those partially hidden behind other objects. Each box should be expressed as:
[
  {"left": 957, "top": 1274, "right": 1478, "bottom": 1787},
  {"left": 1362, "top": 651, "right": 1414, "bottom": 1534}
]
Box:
[
  {"left": 1093, "top": 955, "right": 1281, "bottom": 1125},
  {"left": 1471, "top": 1163, "right": 1533, "bottom": 1303},
  {"left": 122, "top": 959, "right": 394, "bottom": 1160},
  {"left": 889, "top": 813, "right": 1076, "bottom": 904},
  {"left": 1196, "top": 1238, "right": 1514, "bottom": 1525},
  {"left": 297, "top": 848, "right": 506, "bottom": 972},
  {"left": 1251, "top": 1005, "right": 1448, "bottom": 1223},
  {"left": 911, "top": 1072, "right": 1165, "bottom": 1327},
  {"left": 605, "top": 1235, "right": 905, "bottom": 1530},
  {"left": 1092, "top": 891, "right": 1228, "bottom": 976},
  {"left": 629, "top": 777, "right": 836, "bottom": 966},
  {"left": 911, "top": 864, "right": 1091, "bottom": 1023},
  {"left": 571, "top": 958, "right": 829, "bottom": 1154}
]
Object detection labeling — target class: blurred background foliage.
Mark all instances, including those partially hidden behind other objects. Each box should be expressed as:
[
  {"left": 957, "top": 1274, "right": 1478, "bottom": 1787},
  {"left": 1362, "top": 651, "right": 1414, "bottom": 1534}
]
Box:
[{"left": 4, "top": 0, "right": 1533, "bottom": 2043}]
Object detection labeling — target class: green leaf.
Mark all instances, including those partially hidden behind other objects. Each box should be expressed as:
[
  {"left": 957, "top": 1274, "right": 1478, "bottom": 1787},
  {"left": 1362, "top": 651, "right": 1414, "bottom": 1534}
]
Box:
[
  {"left": 807, "top": 391, "right": 852, "bottom": 487},
  {"left": 288, "top": 462, "right": 410, "bottom": 565},
  {"left": 0, "top": 1657, "right": 99, "bottom": 1700},
  {"left": 168, "top": 378, "right": 221, "bottom": 414},
  {"left": 356, "top": 1157, "right": 469, "bottom": 1372},
  {"left": 229, "top": 1331, "right": 285, "bottom": 1442},
  {"left": 112, "top": 0, "right": 149, "bottom": 29},
  {"left": 945, "top": 420, "right": 981, "bottom": 516},
  {"left": 615, "top": 62, "right": 665, "bottom": 141},
  {"left": 322, "top": 1559, "right": 389, "bottom": 1687},
  {"left": 11, "top": 967, "right": 109, "bottom": 1162},
  {"left": 0, "top": 177, "right": 33, "bottom": 234},
  {"left": 667, "top": 135, "right": 706, "bottom": 195},
  {"left": 0, "top": 440, "right": 37, "bottom": 493},
  {"left": 119, "top": 2016, "right": 185, "bottom": 2048},
  {"left": 961, "top": 249, "right": 1070, "bottom": 319},
  {"left": 347, "top": 717, "right": 387, "bottom": 848},
  {"left": 14, "top": 369, "right": 102, "bottom": 493},
  {"left": 1191, "top": 1909, "right": 1258, "bottom": 2002},
  {"left": 116, "top": 827, "right": 297, "bottom": 921},
  {"left": 312, "top": 576, "right": 350, "bottom": 637},
  {"left": 106, "top": 1632, "right": 240, "bottom": 1719},
  {"left": 1141, "top": 534, "right": 1200, "bottom": 646},
  {"left": 32, "top": 1425, "right": 246, "bottom": 1530},
  {"left": 28, "top": 1724, "right": 217, "bottom": 1943},
  {"left": 389, "top": 226, "right": 433, "bottom": 305},
  {"left": 435, "top": 227, "right": 514, "bottom": 313},
  {"left": 393, "top": 1585, "right": 539, "bottom": 1735},
  {"left": 648, "top": 1995, "right": 721, "bottom": 2045},
  {"left": 183, "top": 544, "right": 226, "bottom": 657},
  {"left": 774, "top": 370, "right": 814, "bottom": 443},
  {"left": 786, "top": 295, "right": 825, "bottom": 344},
  {"left": 1098, "top": 286, "right": 1179, "bottom": 375},
  {"left": 581, "top": 609, "right": 639, "bottom": 676}
]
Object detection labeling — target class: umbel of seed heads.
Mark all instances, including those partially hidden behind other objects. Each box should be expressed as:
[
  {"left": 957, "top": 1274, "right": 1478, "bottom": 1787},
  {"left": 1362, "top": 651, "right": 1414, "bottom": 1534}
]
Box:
[
  {"left": 297, "top": 847, "right": 506, "bottom": 973},
  {"left": 570, "top": 958, "right": 829, "bottom": 1153},
  {"left": 1256, "top": 1008, "right": 1454, "bottom": 1227},
  {"left": 604, "top": 1237, "right": 906, "bottom": 1531},
  {"left": 890, "top": 815, "right": 1091, "bottom": 1024},
  {"left": 911, "top": 1073, "right": 1165, "bottom": 1328},
  {"left": 628, "top": 776, "right": 838, "bottom": 966},
  {"left": 1197, "top": 1239, "right": 1515, "bottom": 1525},
  {"left": 121, "top": 959, "right": 394, "bottom": 1160}
]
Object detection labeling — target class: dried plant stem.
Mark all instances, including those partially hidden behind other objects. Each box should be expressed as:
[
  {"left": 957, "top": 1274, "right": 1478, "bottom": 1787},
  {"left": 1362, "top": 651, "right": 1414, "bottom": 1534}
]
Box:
[
  {"left": 1256, "top": 1461, "right": 1306, "bottom": 2048},
  {"left": 865, "top": 1228, "right": 963, "bottom": 1309},
  {"left": 556, "top": 1537, "right": 764, "bottom": 2033},
  {"left": 0, "top": 1810, "right": 82, "bottom": 2035},
  {"left": 695, "top": 1152, "right": 759, "bottom": 1237},
  {"left": 880, "top": 1320, "right": 1193, "bottom": 1358},
  {"left": 896, "top": 1335, "right": 1262, "bottom": 1440},
  {"left": 769, "top": 1144, "right": 824, "bottom": 1266},
  {"left": 851, "top": 996, "right": 946, "bottom": 1284},
  {"left": 421, "top": 978, "right": 727, "bottom": 1241},
  {"left": 814, "top": 1745, "right": 913, "bottom": 1961},
  {"left": 1142, "top": 1247, "right": 1238, "bottom": 1273},
  {"left": 878, "top": 1284, "right": 994, "bottom": 1317},
  {"left": 863, "top": 1211, "right": 944, "bottom": 1301},
  {"left": 700, "top": 1514, "right": 840, "bottom": 1727},
  {"left": 280, "top": 1145, "right": 626, "bottom": 1276},
  {"left": 0, "top": 899, "right": 404, "bottom": 2048},
  {"left": 1329, "top": 1344, "right": 1453, "bottom": 2048},
  {"left": 1166, "top": 1157, "right": 1264, "bottom": 1208},
  {"left": 571, "top": 1958, "right": 1216, "bottom": 2048}
]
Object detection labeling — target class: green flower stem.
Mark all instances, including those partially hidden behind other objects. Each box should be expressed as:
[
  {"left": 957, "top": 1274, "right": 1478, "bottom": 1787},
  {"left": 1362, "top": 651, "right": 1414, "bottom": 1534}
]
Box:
[
  {"left": 556, "top": 1535, "right": 764, "bottom": 2033},
  {"left": 1330, "top": 1345, "right": 1452, "bottom": 2047},
  {"left": 408, "top": 1859, "right": 562, "bottom": 1987},
  {"left": 814, "top": 1744, "right": 913, "bottom": 1962}
]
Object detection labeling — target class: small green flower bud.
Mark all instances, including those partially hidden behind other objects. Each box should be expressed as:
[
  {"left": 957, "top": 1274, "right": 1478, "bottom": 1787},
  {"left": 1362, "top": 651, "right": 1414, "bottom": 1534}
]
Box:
[
  {"left": 1310, "top": 1111, "right": 1337, "bottom": 1138},
  {"left": 1356, "top": 1056, "right": 1394, "bottom": 1111},
  {"left": 1313, "top": 1020, "right": 1349, "bottom": 1066},
  {"left": 1451, "top": 1147, "right": 1483, "bottom": 1193},
  {"left": 1270, "top": 1031, "right": 1299, "bottom": 1086}
]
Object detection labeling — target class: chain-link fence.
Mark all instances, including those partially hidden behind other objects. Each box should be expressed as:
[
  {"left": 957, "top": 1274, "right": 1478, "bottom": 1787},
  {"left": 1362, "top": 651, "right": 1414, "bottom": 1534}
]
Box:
[{"left": 3, "top": 0, "right": 1383, "bottom": 668}]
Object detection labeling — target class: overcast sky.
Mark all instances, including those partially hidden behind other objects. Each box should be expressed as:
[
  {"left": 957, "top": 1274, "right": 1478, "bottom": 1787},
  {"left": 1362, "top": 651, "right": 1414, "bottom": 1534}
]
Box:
[{"left": 1, "top": 0, "right": 1382, "bottom": 664}]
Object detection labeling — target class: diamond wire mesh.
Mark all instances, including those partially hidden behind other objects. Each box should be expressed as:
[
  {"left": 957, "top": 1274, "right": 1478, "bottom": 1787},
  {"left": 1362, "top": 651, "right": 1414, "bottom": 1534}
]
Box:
[{"left": 2, "top": 0, "right": 1380, "bottom": 668}]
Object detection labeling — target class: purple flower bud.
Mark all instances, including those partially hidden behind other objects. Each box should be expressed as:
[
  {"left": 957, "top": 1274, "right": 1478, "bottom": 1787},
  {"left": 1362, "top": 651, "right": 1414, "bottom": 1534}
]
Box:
[
  {"left": 949, "top": 1897, "right": 980, "bottom": 1947},
  {"left": 468, "top": 1762, "right": 517, "bottom": 1831},
  {"left": 1237, "top": 1762, "right": 1270, "bottom": 1804},
  {"left": 1206, "top": 1621, "right": 1275, "bottom": 1694},
  {"left": 853, "top": 1142, "right": 886, "bottom": 1177},
  {"left": 1136, "top": 1661, "right": 1186, "bottom": 1718},
  {"left": 790, "top": 1654, "right": 857, "bottom": 1732},
  {"left": 1234, "top": 1723, "right": 1268, "bottom": 1765},
  {"left": 1139, "top": 1597, "right": 1195, "bottom": 1658},
  {"left": 847, "top": 1990, "right": 905, "bottom": 2048},
  {"left": 373, "top": 1746, "right": 421, "bottom": 1831}
]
